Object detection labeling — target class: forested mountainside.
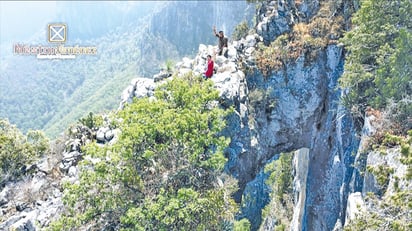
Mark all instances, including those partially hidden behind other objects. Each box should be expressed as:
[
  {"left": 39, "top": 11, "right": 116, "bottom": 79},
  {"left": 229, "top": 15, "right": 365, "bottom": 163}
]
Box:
[
  {"left": 0, "top": 1, "right": 254, "bottom": 138},
  {"left": 1, "top": 0, "right": 411, "bottom": 230}
]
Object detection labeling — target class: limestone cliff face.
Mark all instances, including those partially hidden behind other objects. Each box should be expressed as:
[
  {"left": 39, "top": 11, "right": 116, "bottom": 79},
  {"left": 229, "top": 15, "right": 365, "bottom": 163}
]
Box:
[
  {"left": 2, "top": 1, "right": 407, "bottom": 230},
  {"left": 256, "top": 0, "right": 320, "bottom": 45},
  {"left": 228, "top": 44, "right": 359, "bottom": 230},
  {"left": 118, "top": 1, "right": 361, "bottom": 230},
  {"left": 230, "top": 1, "right": 362, "bottom": 230}
]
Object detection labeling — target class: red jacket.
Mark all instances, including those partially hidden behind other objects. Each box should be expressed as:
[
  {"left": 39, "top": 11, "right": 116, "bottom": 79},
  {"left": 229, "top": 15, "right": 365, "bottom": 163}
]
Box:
[{"left": 205, "top": 59, "right": 214, "bottom": 78}]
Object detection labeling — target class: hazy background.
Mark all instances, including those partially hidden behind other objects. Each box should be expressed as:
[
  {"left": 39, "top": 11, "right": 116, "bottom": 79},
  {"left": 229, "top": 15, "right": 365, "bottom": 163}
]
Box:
[
  {"left": 0, "top": 1, "right": 160, "bottom": 56},
  {"left": 1, "top": 1, "right": 57, "bottom": 52},
  {"left": 0, "top": 1, "right": 255, "bottom": 137}
]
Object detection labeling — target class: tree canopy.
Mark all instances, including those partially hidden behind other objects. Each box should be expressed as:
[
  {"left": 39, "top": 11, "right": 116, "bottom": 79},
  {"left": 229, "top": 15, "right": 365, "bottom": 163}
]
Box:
[
  {"left": 50, "top": 73, "right": 240, "bottom": 230},
  {"left": 340, "top": 0, "right": 412, "bottom": 132},
  {"left": 0, "top": 119, "right": 49, "bottom": 185}
]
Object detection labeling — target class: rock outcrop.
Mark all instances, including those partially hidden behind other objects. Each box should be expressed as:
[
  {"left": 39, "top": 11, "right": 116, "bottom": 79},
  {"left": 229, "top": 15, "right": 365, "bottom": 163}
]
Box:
[
  {"left": 0, "top": 123, "right": 118, "bottom": 230},
  {"left": 1, "top": 1, "right": 408, "bottom": 230},
  {"left": 0, "top": 159, "right": 64, "bottom": 230},
  {"left": 116, "top": 29, "right": 357, "bottom": 230}
]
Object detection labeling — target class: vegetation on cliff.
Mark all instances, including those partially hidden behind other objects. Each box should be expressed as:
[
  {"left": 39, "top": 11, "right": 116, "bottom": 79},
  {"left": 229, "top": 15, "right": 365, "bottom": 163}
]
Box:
[
  {"left": 0, "top": 119, "right": 49, "bottom": 186},
  {"left": 49, "top": 73, "right": 241, "bottom": 230},
  {"left": 256, "top": 0, "right": 345, "bottom": 76},
  {"left": 339, "top": 0, "right": 412, "bottom": 133},
  {"left": 1, "top": 0, "right": 411, "bottom": 230},
  {"left": 339, "top": 1, "right": 411, "bottom": 229}
]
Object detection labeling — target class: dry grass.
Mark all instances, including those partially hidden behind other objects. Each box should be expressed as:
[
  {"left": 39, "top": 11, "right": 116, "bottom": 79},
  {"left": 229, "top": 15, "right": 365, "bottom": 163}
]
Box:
[{"left": 256, "top": 0, "right": 345, "bottom": 75}]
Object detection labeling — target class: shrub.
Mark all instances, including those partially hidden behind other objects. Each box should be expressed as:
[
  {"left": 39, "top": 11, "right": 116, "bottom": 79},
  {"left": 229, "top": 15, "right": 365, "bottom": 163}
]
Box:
[
  {"left": 260, "top": 152, "right": 294, "bottom": 230},
  {"left": 345, "top": 190, "right": 412, "bottom": 231},
  {"left": 234, "top": 218, "right": 251, "bottom": 231},
  {"left": 339, "top": 0, "right": 412, "bottom": 133},
  {"left": 256, "top": 3, "right": 345, "bottom": 76},
  {"left": 50, "top": 73, "right": 238, "bottom": 230},
  {"left": 233, "top": 21, "right": 250, "bottom": 41},
  {"left": 0, "top": 119, "right": 49, "bottom": 186},
  {"left": 78, "top": 112, "right": 103, "bottom": 130}
]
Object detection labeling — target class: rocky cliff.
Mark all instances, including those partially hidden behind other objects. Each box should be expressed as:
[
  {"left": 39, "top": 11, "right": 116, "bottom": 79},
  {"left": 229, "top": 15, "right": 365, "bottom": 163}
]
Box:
[{"left": 1, "top": 1, "right": 410, "bottom": 230}]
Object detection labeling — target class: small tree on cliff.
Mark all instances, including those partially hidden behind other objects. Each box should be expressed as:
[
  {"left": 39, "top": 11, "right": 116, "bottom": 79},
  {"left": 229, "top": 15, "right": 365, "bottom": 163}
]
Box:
[{"left": 50, "top": 73, "right": 239, "bottom": 230}]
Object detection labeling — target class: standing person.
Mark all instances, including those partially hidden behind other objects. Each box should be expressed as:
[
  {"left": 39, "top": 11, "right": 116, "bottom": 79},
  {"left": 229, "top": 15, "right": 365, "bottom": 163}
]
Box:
[
  {"left": 203, "top": 55, "right": 214, "bottom": 79},
  {"left": 213, "top": 26, "right": 228, "bottom": 57}
]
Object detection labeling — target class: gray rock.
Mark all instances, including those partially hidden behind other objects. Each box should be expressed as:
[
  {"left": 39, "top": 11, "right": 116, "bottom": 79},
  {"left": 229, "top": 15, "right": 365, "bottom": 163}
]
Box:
[
  {"left": 63, "top": 151, "right": 81, "bottom": 160},
  {"left": 246, "top": 55, "right": 256, "bottom": 65},
  {"left": 345, "top": 192, "right": 365, "bottom": 222},
  {"left": 227, "top": 46, "right": 238, "bottom": 59},
  {"left": 212, "top": 71, "right": 242, "bottom": 108},
  {"left": 290, "top": 148, "right": 310, "bottom": 231},
  {"left": 362, "top": 148, "right": 409, "bottom": 197},
  {"left": 245, "top": 34, "right": 258, "bottom": 47},
  {"left": 35, "top": 157, "right": 54, "bottom": 174},
  {"left": 104, "top": 129, "right": 115, "bottom": 141},
  {"left": 218, "top": 62, "right": 237, "bottom": 74},
  {"left": 153, "top": 72, "right": 171, "bottom": 82},
  {"left": 0, "top": 214, "right": 26, "bottom": 230},
  {"left": 239, "top": 167, "right": 271, "bottom": 230},
  {"left": 66, "top": 139, "right": 81, "bottom": 152},
  {"left": 108, "top": 129, "right": 120, "bottom": 146},
  {"left": 0, "top": 186, "right": 10, "bottom": 207},
  {"left": 181, "top": 57, "right": 193, "bottom": 69},
  {"left": 68, "top": 166, "right": 77, "bottom": 178},
  {"left": 59, "top": 161, "right": 71, "bottom": 172},
  {"left": 178, "top": 68, "right": 192, "bottom": 76},
  {"left": 119, "top": 78, "right": 155, "bottom": 110},
  {"left": 96, "top": 127, "right": 109, "bottom": 142},
  {"left": 245, "top": 47, "right": 255, "bottom": 56},
  {"left": 15, "top": 202, "right": 29, "bottom": 212},
  {"left": 214, "top": 55, "right": 227, "bottom": 65},
  {"left": 121, "top": 85, "right": 135, "bottom": 104}
]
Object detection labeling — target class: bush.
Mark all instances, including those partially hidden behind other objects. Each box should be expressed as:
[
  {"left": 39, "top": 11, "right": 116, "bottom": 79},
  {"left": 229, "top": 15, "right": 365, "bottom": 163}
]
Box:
[
  {"left": 256, "top": 3, "right": 345, "bottom": 76},
  {"left": 260, "top": 152, "right": 294, "bottom": 229},
  {"left": 233, "top": 21, "right": 250, "bottom": 41},
  {"left": 0, "top": 119, "right": 49, "bottom": 185},
  {"left": 50, "top": 73, "right": 238, "bottom": 230},
  {"left": 78, "top": 112, "right": 103, "bottom": 129},
  {"left": 234, "top": 218, "right": 251, "bottom": 231},
  {"left": 339, "top": 0, "right": 412, "bottom": 133}
]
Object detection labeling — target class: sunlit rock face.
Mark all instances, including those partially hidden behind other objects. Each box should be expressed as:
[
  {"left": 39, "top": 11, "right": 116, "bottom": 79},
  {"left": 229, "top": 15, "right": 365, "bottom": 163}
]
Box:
[
  {"left": 222, "top": 42, "right": 359, "bottom": 230},
  {"left": 1, "top": 1, "right": 383, "bottom": 230}
]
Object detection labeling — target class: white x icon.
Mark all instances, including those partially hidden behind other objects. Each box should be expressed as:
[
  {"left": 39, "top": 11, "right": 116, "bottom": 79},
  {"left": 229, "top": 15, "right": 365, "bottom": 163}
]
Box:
[{"left": 49, "top": 24, "right": 66, "bottom": 42}]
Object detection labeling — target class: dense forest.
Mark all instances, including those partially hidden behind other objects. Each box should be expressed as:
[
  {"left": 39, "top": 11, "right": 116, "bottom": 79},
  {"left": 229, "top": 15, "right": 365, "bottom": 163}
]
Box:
[
  {"left": 0, "top": 1, "right": 253, "bottom": 138},
  {"left": 0, "top": 23, "right": 176, "bottom": 138},
  {"left": 0, "top": 0, "right": 411, "bottom": 230}
]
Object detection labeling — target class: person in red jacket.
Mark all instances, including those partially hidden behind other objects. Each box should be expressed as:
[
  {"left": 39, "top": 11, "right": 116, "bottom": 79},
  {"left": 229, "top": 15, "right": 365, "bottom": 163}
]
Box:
[{"left": 203, "top": 55, "right": 214, "bottom": 79}]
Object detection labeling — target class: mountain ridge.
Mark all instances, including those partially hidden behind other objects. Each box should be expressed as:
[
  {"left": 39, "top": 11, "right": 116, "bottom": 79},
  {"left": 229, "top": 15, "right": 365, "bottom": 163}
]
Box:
[
  {"left": 0, "top": 0, "right": 411, "bottom": 230},
  {"left": 0, "top": 1, "right": 254, "bottom": 138}
]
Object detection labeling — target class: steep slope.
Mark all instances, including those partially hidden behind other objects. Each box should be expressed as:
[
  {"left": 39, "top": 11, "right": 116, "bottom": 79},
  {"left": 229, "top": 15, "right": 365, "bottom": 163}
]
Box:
[
  {"left": 1, "top": 1, "right": 410, "bottom": 230},
  {"left": 0, "top": 1, "right": 254, "bottom": 138}
]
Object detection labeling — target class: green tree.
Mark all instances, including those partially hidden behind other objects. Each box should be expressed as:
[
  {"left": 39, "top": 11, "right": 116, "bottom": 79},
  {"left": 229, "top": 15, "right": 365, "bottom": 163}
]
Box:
[
  {"left": 234, "top": 218, "right": 251, "bottom": 231},
  {"left": 260, "top": 152, "right": 294, "bottom": 230},
  {"left": 0, "top": 119, "right": 49, "bottom": 185},
  {"left": 339, "top": 0, "right": 412, "bottom": 131},
  {"left": 233, "top": 21, "right": 250, "bottom": 41},
  {"left": 78, "top": 112, "right": 103, "bottom": 130},
  {"left": 51, "top": 73, "right": 238, "bottom": 230}
]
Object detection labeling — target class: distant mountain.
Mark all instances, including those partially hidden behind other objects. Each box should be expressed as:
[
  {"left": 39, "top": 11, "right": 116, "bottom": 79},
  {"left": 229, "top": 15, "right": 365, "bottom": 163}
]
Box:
[
  {"left": 0, "top": 1, "right": 256, "bottom": 137},
  {"left": 54, "top": 1, "right": 161, "bottom": 40},
  {"left": 149, "top": 1, "right": 255, "bottom": 54}
]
